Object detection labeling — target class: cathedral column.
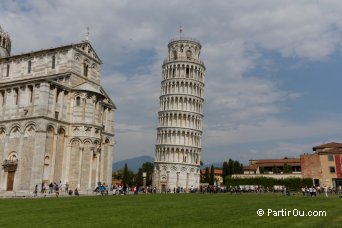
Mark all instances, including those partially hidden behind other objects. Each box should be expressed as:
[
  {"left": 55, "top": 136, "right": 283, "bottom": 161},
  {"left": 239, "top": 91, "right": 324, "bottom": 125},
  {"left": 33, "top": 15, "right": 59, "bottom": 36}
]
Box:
[
  {"left": 186, "top": 173, "right": 189, "bottom": 193},
  {"left": 95, "top": 150, "right": 100, "bottom": 185},
  {"left": 49, "top": 131, "right": 58, "bottom": 182},
  {"left": 88, "top": 147, "right": 95, "bottom": 189},
  {"left": 62, "top": 144, "right": 72, "bottom": 183},
  {"left": 176, "top": 172, "right": 179, "bottom": 188},
  {"left": 77, "top": 144, "right": 84, "bottom": 189},
  {"left": 166, "top": 171, "right": 170, "bottom": 191}
]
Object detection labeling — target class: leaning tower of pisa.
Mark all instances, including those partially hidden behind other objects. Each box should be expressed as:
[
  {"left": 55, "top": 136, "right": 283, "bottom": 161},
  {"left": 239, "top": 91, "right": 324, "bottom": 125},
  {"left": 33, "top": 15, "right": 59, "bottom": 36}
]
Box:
[{"left": 153, "top": 37, "right": 205, "bottom": 192}]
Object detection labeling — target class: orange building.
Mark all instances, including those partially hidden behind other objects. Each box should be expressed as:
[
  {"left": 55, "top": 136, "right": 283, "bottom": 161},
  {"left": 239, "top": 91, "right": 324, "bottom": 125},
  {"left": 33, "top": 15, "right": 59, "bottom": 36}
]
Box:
[
  {"left": 247, "top": 158, "right": 301, "bottom": 174},
  {"left": 301, "top": 142, "right": 342, "bottom": 188},
  {"left": 201, "top": 169, "right": 223, "bottom": 185}
]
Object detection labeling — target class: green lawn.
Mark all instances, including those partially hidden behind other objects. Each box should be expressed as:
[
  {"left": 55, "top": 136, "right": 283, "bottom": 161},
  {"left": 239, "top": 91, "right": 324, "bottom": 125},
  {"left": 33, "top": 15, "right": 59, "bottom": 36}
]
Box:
[{"left": 0, "top": 193, "right": 341, "bottom": 227}]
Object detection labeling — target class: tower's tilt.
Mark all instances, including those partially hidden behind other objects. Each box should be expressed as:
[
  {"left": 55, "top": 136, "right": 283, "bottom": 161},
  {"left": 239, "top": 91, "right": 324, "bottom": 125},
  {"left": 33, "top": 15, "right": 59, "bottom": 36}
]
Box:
[{"left": 153, "top": 37, "right": 205, "bottom": 192}]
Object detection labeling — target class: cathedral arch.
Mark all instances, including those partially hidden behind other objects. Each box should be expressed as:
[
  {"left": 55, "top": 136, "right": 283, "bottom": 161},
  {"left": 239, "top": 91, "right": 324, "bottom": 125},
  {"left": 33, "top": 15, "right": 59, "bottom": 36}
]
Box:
[
  {"left": 74, "top": 53, "right": 81, "bottom": 61},
  {"left": 9, "top": 125, "right": 21, "bottom": 138},
  {"left": 7, "top": 151, "right": 18, "bottom": 161},
  {"left": 0, "top": 126, "right": 6, "bottom": 136},
  {"left": 70, "top": 138, "right": 82, "bottom": 145},
  {"left": 46, "top": 125, "right": 56, "bottom": 134},
  {"left": 83, "top": 138, "right": 92, "bottom": 145},
  {"left": 24, "top": 123, "right": 36, "bottom": 137}
]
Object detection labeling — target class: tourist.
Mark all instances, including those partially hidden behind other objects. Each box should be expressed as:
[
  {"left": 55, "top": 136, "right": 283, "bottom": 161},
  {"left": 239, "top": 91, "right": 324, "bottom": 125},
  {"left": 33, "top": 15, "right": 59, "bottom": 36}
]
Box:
[
  {"left": 324, "top": 185, "right": 328, "bottom": 197},
  {"left": 49, "top": 182, "right": 53, "bottom": 194},
  {"left": 74, "top": 188, "right": 79, "bottom": 196},
  {"left": 65, "top": 182, "right": 69, "bottom": 193},
  {"left": 34, "top": 184, "right": 38, "bottom": 197},
  {"left": 54, "top": 183, "right": 59, "bottom": 197}
]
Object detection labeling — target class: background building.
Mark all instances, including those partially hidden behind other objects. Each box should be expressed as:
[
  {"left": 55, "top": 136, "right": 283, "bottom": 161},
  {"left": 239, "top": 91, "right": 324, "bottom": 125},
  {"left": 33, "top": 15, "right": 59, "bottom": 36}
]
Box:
[
  {"left": 301, "top": 142, "right": 342, "bottom": 188},
  {"left": 153, "top": 37, "right": 205, "bottom": 192},
  {"left": 0, "top": 26, "right": 116, "bottom": 194}
]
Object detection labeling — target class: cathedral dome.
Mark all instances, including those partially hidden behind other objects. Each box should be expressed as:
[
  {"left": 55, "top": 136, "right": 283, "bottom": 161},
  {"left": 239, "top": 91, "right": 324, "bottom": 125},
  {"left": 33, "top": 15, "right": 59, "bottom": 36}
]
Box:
[{"left": 0, "top": 26, "right": 11, "bottom": 58}]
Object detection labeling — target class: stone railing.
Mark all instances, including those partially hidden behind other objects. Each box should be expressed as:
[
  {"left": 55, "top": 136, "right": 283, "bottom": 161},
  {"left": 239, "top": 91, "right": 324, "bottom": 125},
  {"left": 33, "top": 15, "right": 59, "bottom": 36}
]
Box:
[
  {"left": 163, "top": 57, "right": 204, "bottom": 65},
  {"left": 169, "top": 37, "right": 201, "bottom": 44}
]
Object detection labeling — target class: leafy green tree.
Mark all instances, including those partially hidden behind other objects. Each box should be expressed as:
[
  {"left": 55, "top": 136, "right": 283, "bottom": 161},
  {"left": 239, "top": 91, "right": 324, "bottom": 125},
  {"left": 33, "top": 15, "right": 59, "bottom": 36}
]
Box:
[
  {"left": 228, "top": 159, "right": 234, "bottom": 175},
  {"left": 136, "top": 168, "right": 143, "bottom": 187},
  {"left": 141, "top": 162, "right": 154, "bottom": 186},
  {"left": 272, "top": 166, "right": 281, "bottom": 174},
  {"left": 122, "top": 163, "right": 134, "bottom": 186},
  {"left": 222, "top": 159, "right": 244, "bottom": 181},
  {"left": 283, "top": 164, "right": 293, "bottom": 174},
  {"left": 222, "top": 161, "right": 228, "bottom": 184},
  {"left": 113, "top": 169, "right": 123, "bottom": 180},
  {"left": 259, "top": 167, "right": 265, "bottom": 174},
  {"left": 204, "top": 167, "right": 210, "bottom": 183},
  {"left": 209, "top": 165, "right": 215, "bottom": 185}
]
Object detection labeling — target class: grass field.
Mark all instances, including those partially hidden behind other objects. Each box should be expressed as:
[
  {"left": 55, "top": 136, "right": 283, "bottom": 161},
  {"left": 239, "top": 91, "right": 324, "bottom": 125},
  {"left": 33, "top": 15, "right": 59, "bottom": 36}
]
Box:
[{"left": 0, "top": 193, "right": 341, "bottom": 227}]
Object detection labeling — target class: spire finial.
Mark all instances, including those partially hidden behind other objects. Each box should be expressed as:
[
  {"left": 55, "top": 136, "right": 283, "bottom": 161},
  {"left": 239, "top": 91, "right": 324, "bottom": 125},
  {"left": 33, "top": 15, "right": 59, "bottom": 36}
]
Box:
[{"left": 179, "top": 24, "right": 183, "bottom": 39}]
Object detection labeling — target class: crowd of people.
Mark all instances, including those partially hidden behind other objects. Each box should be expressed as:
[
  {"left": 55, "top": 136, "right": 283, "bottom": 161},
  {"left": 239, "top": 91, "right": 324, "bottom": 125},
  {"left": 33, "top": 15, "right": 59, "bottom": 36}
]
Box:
[
  {"left": 33, "top": 181, "right": 80, "bottom": 198},
  {"left": 301, "top": 185, "right": 342, "bottom": 197},
  {"left": 33, "top": 181, "right": 342, "bottom": 198}
]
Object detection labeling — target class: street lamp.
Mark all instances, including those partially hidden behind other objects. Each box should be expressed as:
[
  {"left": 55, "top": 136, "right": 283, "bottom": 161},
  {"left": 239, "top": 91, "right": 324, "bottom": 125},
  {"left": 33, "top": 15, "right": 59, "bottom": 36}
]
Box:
[{"left": 143, "top": 172, "right": 147, "bottom": 193}]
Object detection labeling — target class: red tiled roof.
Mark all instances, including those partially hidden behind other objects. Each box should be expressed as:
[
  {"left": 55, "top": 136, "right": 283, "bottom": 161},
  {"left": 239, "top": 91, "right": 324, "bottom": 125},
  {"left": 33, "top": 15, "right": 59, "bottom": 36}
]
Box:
[
  {"left": 313, "top": 142, "right": 342, "bottom": 151},
  {"left": 250, "top": 158, "right": 300, "bottom": 165},
  {"left": 201, "top": 169, "right": 223, "bottom": 175},
  {"left": 317, "top": 148, "right": 342, "bottom": 154}
]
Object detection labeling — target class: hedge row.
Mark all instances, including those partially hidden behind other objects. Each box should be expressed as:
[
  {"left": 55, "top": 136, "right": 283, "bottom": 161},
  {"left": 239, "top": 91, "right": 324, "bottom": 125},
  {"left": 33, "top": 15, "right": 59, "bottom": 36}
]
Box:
[{"left": 225, "top": 176, "right": 313, "bottom": 191}]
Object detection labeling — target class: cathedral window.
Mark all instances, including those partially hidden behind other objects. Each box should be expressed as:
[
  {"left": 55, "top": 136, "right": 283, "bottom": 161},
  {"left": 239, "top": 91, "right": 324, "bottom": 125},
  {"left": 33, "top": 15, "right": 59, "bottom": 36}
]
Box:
[
  {"left": 14, "top": 88, "right": 19, "bottom": 105},
  {"left": 52, "top": 55, "right": 56, "bottom": 69},
  {"left": 55, "top": 111, "right": 59, "bottom": 119},
  {"left": 6, "top": 64, "right": 10, "bottom": 77},
  {"left": 84, "top": 63, "right": 89, "bottom": 77},
  {"left": 28, "top": 60, "right": 32, "bottom": 73},
  {"left": 0, "top": 90, "right": 4, "bottom": 106},
  {"left": 28, "top": 85, "right": 33, "bottom": 103},
  {"left": 76, "top": 96, "right": 81, "bottom": 106},
  {"left": 56, "top": 90, "right": 60, "bottom": 103}
]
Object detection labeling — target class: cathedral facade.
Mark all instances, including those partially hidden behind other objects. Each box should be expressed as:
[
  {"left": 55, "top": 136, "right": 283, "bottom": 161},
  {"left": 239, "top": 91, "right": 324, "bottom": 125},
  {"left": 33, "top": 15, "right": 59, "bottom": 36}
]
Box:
[
  {"left": 0, "top": 26, "right": 115, "bottom": 193},
  {"left": 153, "top": 37, "right": 205, "bottom": 192}
]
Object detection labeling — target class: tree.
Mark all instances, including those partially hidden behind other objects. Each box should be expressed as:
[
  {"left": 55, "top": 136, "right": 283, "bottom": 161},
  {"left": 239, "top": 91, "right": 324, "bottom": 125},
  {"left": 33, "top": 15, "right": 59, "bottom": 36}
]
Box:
[
  {"left": 204, "top": 167, "right": 210, "bottom": 183},
  {"left": 283, "top": 164, "right": 293, "bottom": 174},
  {"left": 141, "top": 162, "right": 154, "bottom": 186},
  {"left": 222, "top": 159, "right": 244, "bottom": 181},
  {"left": 228, "top": 159, "right": 234, "bottom": 175},
  {"left": 122, "top": 163, "right": 134, "bottom": 186},
  {"left": 136, "top": 168, "right": 143, "bottom": 187},
  {"left": 272, "top": 166, "right": 281, "bottom": 174},
  {"left": 222, "top": 161, "right": 228, "bottom": 184},
  {"left": 209, "top": 165, "right": 215, "bottom": 185}
]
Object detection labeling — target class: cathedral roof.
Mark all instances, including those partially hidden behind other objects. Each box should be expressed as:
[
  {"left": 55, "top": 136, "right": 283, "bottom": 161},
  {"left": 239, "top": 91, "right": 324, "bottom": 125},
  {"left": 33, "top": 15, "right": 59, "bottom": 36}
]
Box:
[
  {"left": 73, "top": 82, "right": 103, "bottom": 94},
  {"left": 73, "top": 82, "right": 116, "bottom": 109},
  {"left": 0, "top": 41, "right": 102, "bottom": 64}
]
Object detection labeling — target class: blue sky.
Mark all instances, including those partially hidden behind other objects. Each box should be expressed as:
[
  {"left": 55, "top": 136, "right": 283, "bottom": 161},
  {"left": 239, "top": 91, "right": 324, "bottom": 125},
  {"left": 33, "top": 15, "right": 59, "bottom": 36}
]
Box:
[{"left": 2, "top": 0, "right": 342, "bottom": 164}]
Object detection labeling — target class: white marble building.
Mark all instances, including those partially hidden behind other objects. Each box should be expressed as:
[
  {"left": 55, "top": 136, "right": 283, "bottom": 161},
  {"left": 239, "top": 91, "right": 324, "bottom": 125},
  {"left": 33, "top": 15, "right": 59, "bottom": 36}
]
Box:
[
  {"left": 153, "top": 37, "right": 205, "bottom": 192},
  {"left": 0, "top": 26, "right": 116, "bottom": 194}
]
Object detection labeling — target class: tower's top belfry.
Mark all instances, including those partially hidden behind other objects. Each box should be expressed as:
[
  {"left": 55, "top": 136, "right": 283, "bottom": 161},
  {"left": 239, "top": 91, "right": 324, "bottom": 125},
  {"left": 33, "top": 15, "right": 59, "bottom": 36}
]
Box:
[
  {"left": 0, "top": 26, "right": 11, "bottom": 58},
  {"left": 166, "top": 38, "right": 204, "bottom": 67}
]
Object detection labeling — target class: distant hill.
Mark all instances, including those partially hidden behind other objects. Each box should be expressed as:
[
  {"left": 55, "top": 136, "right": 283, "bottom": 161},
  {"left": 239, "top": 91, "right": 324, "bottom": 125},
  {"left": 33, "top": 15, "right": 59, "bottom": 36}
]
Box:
[
  {"left": 202, "top": 162, "right": 223, "bottom": 169},
  {"left": 112, "top": 155, "right": 154, "bottom": 172}
]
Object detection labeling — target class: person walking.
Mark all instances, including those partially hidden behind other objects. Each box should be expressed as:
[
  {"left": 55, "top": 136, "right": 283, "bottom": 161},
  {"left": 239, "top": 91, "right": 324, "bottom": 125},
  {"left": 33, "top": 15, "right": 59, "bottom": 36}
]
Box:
[
  {"left": 324, "top": 185, "right": 328, "bottom": 197},
  {"left": 34, "top": 184, "right": 38, "bottom": 197},
  {"left": 54, "top": 183, "right": 59, "bottom": 198}
]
